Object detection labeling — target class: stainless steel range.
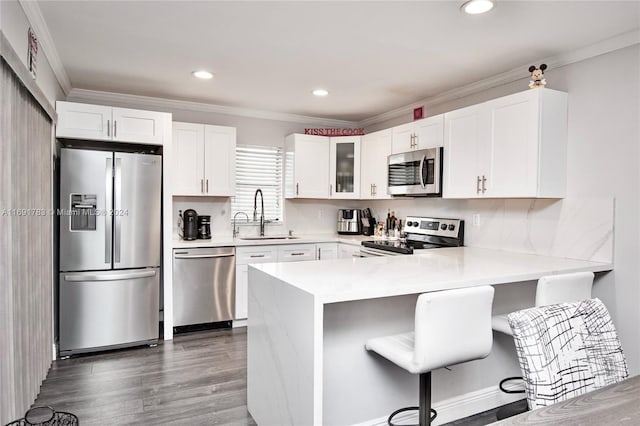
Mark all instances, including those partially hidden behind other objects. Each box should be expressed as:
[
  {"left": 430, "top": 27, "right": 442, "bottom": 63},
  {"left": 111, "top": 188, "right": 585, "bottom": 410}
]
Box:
[{"left": 360, "top": 216, "right": 464, "bottom": 257}]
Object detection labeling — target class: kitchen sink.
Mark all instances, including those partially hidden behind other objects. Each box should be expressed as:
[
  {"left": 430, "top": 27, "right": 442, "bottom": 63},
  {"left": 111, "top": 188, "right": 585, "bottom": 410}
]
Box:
[{"left": 239, "top": 236, "right": 300, "bottom": 240}]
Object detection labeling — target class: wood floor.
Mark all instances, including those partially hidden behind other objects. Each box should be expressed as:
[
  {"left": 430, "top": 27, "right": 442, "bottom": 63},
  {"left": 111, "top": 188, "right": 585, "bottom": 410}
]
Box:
[
  {"left": 34, "top": 328, "right": 515, "bottom": 425},
  {"left": 34, "top": 328, "right": 255, "bottom": 425}
]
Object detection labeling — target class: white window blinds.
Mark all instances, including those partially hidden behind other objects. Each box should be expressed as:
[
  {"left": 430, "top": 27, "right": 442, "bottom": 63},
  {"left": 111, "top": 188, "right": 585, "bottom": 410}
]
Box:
[{"left": 231, "top": 144, "right": 283, "bottom": 222}]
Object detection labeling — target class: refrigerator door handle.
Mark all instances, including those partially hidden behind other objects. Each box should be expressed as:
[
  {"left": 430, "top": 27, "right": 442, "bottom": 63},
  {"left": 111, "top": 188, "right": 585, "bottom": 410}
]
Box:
[
  {"left": 114, "top": 157, "right": 122, "bottom": 264},
  {"left": 63, "top": 270, "right": 157, "bottom": 282},
  {"left": 105, "top": 157, "right": 113, "bottom": 264}
]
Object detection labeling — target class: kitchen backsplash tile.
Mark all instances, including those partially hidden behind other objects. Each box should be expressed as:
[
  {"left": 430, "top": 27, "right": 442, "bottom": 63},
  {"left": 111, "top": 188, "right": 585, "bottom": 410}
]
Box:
[{"left": 172, "top": 196, "right": 613, "bottom": 263}]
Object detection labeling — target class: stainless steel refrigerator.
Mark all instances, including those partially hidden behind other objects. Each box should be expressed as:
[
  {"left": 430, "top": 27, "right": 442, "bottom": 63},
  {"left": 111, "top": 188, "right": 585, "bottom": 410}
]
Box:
[{"left": 59, "top": 148, "right": 162, "bottom": 357}]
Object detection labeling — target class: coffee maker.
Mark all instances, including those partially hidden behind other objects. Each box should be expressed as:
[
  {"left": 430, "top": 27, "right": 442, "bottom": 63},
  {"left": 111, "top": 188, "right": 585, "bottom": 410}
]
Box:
[
  {"left": 337, "top": 209, "right": 361, "bottom": 235},
  {"left": 183, "top": 209, "right": 198, "bottom": 240},
  {"left": 197, "top": 215, "right": 211, "bottom": 239}
]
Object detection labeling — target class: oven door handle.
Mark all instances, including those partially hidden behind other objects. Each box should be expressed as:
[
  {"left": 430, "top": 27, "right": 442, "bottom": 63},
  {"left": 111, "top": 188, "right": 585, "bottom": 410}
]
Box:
[
  {"left": 419, "top": 154, "right": 427, "bottom": 188},
  {"left": 359, "top": 248, "right": 396, "bottom": 257}
]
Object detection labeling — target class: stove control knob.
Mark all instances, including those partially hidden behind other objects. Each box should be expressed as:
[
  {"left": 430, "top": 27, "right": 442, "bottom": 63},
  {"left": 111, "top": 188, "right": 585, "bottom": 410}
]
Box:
[
  {"left": 440, "top": 223, "right": 447, "bottom": 230},
  {"left": 448, "top": 224, "right": 455, "bottom": 231},
  {"left": 408, "top": 221, "right": 416, "bottom": 227}
]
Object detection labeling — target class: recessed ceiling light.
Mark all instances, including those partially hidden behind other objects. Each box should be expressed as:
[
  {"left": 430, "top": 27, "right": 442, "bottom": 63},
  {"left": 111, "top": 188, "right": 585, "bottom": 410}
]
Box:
[
  {"left": 461, "top": 0, "right": 494, "bottom": 14},
  {"left": 312, "top": 89, "right": 329, "bottom": 97},
  {"left": 192, "top": 70, "right": 213, "bottom": 80}
]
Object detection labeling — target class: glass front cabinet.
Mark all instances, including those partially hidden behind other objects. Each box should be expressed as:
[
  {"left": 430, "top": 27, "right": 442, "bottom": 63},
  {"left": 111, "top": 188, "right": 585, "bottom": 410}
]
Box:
[{"left": 329, "top": 136, "right": 361, "bottom": 199}]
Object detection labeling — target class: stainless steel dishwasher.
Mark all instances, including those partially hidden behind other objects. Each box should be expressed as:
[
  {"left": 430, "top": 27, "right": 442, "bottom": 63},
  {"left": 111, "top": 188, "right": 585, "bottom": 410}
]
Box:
[{"left": 173, "top": 247, "right": 236, "bottom": 327}]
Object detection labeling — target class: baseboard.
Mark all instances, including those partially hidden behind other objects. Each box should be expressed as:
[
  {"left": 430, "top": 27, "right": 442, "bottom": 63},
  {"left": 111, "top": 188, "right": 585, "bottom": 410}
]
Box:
[
  {"left": 352, "top": 385, "right": 524, "bottom": 426},
  {"left": 233, "top": 319, "right": 247, "bottom": 328}
]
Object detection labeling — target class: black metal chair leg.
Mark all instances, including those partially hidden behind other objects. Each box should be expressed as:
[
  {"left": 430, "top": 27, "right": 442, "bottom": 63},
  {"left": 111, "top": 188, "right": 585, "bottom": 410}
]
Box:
[{"left": 387, "top": 372, "right": 438, "bottom": 426}]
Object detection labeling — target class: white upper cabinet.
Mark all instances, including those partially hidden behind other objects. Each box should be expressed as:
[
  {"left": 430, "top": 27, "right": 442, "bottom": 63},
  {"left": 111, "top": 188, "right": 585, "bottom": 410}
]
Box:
[
  {"left": 361, "top": 129, "right": 392, "bottom": 199},
  {"left": 111, "top": 107, "right": 164, "bottom": 144},
  {"left": 172, "top": 122, "right": 236, "bottom": 197},
  {"left": 391, "top": 114, "right": 444, "bottom": 154},
  {"left": 285, "top": 134, "right": 330, "bottom": 199},
  {"left": 204, "top": 125, "right": 236, "bottom": 196},
  {"left": 172, "top": 122, "right": 205, "bottom": 196},
  {"left": 443, "top": 88, "right": 568, "bottom": 199},
  {"left": 56, "top": 102, "right": 112, "bottom": 141},
  {"left": 329, "top": 136, "right": 361, "bottom": 199},
  {"left": 56, "top": 101, "right": 167, "bottom": 145}
]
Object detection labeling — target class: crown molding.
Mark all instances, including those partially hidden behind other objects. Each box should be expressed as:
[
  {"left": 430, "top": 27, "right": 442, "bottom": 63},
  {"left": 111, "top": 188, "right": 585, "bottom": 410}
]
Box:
[
  {"left": 359, "top": 29, "right": 640, "bottom": 128},
  {"left": 19, "top": 0, "right": 71, "bottom": 95},
  {"left": 67, "top": 88, "right": 359, "bottom": 127}
]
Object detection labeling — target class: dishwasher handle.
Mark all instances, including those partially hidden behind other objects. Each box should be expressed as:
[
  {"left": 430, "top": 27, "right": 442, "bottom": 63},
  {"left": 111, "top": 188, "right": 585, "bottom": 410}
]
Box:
[{"left": 174, "top": 253, "right": 235, "bottom": 259}]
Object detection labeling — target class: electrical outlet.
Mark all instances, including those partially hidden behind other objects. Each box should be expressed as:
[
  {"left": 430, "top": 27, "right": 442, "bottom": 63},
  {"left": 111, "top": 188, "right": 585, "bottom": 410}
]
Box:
[{"left": 472, "top": 213, "right": 481, "bottom": 227}]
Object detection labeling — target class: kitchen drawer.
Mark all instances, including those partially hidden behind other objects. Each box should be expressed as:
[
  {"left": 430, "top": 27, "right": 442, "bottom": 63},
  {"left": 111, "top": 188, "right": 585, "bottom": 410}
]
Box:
[
  {"left": 277, "top": 244, "right": 317, "bottom": 262},
  {"left": 236, "top": 246, "right": 279, "bottom": 265}
]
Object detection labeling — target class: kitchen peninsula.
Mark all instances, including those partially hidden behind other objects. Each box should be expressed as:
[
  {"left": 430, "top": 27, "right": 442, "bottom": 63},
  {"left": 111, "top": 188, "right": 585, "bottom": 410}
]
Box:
[{"left": 246, "top": 247, "right": 613, "bottom": 425}]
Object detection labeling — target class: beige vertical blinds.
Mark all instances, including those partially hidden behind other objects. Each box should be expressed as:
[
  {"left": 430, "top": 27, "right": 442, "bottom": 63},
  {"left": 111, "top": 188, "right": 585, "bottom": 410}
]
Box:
[{"left": 0, "top": 58, "right": 53, "bottom": 423}]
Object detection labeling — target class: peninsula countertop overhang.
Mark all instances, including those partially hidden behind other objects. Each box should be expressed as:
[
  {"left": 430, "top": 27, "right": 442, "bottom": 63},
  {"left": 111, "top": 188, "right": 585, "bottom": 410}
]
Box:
[{"left": 250, "top": 247, "right": 613, "bottom": 304}]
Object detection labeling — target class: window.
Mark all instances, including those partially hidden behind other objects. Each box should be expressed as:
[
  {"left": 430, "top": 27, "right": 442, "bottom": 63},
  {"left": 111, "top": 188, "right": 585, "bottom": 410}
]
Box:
[{"left": 231, "top": 144, "right": 283, "bottom": 222}]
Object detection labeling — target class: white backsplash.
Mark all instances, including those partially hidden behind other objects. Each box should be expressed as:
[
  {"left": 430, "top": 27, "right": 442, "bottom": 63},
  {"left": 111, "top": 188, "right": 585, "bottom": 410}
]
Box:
[
  {"left": 364, "top": 197, "right": 614, "bottom": 263},
  {"left": 172, "top": 196, "right": 613, "bottom": 263}
]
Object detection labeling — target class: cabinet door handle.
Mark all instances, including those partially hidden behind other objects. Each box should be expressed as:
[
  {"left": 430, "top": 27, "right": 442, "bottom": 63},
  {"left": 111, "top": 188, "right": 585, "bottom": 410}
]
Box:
[
  {"left": 206, "top": 179, "right": 209, "bottom": 193},
  {"left": 114, "top": 120, "right": 117, "bottom": 138},
  {"left": 250, "top": 254, "right": 265, "bottom": 258},
  {"left": 370, "top": 183, "right": 373, "bottom": 196},
  {"left": 476, "top": 176, "right": 481, "bottom": 194},
  {"left": 373, "top": 184, "right": 377, "bottom": 196},
  {"left": 330, "top": 184, "right": 332, "bottom": 196},
  {"left": 296, "top": 183, "right": 299, "bottom": 196},
  {"left": 291, "top": 252, "right": 306, "bottom": 256},
  {"left": 318, "top": 248, "right": 321, "bottom": 260},
  {"left": 107, "top": 120, "right": 110, "bottom": 137},
  {"left": 201, "top": 179, "right": 204, "bottom": 193},
  {"left": 482, "top": 175, "right": 487, "bottom": 194}
]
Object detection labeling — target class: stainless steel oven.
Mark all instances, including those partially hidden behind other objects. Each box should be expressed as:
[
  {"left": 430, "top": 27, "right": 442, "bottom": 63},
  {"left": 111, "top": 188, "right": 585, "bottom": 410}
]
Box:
[{"left": 387, "top": 147, "right": 442, "bottom": 196}]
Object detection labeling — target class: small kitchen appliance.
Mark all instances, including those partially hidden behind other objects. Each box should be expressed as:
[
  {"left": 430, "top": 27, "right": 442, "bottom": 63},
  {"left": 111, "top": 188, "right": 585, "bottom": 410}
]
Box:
[
  {"left": 387, "top": 147, "right": 443, "bottom": 197},
  {"left": 361, "top": 208, "right": 376, "bottom": 236},
  {"left": 183, "top": 209, "right": 198, "bottom": 241},
  {"left": 197, "top": 215, "right": 211, "bottom": 239},
  {"left": 337, "top": 209, "right": 361, "bottom": 235},
  {"left": 360, "top": 216, "right": 464, "bottom": 256}
]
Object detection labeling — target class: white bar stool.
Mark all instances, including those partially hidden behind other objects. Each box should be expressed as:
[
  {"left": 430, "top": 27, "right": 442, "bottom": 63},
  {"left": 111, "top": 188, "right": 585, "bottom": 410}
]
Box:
[
  {"left": 365, "top": 286, "right": 495, "bottom": 426},
  {"left": 491, "top": 271, "right": 594, "bottom": 416}
]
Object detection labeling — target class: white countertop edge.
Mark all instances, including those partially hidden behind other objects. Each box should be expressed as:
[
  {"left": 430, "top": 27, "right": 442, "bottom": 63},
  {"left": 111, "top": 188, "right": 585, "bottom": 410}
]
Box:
[
  {"left": 171, "top": 233, "right": 373, "bottom": 249},
  {"left": 249, "top": 247, "right": 613, "bottom": 305},
  {"left": 315, "top": 262, "right": 613, "bottom": 304}
]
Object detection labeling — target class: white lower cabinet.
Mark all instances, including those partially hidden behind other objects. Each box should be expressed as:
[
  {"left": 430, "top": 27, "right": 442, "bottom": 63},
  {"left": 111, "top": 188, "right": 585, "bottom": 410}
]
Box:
[
  {"left": 235, "top": 243, "right": 318, "bottom": 320},
  {"left": 278, "top": 244, "right": 316, "bottom": 262},
  {"left": 338, "top": 243, "right": 361, "bottom": 259},
  {"left": 316, "top": 243, "right": 338, "bottom": 260},
  {"left": 235, "top": 246, "right": 278, "bottom": 320}
]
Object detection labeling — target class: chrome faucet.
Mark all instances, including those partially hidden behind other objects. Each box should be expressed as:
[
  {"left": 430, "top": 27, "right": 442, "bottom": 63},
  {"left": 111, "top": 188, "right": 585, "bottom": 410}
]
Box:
[
  {"left": 253, "top": 189, "right": 265, "bottom": 237},
  {"left": 233, "top": 211, "right": 249, "bottom": 239}
]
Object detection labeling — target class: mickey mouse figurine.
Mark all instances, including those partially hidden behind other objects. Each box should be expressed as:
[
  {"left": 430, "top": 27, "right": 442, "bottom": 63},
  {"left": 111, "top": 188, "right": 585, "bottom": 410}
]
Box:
[{"left": 528, "top": 64, "right": 547, "bottom": 89}]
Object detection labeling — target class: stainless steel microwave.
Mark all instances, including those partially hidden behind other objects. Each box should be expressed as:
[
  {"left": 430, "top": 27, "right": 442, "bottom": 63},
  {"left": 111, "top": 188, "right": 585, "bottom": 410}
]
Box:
[{"left": 387, "top": 147, "right": 443, "bottom": 196}]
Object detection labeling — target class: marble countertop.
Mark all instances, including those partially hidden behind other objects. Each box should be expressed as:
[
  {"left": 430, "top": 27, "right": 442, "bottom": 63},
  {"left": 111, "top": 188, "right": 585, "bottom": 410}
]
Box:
[
  {"left": 172, "top": 233, "right": 371, "bottom": 249},
  {"left": 251, "top": 246, "right": 613, "bottom": 304}
]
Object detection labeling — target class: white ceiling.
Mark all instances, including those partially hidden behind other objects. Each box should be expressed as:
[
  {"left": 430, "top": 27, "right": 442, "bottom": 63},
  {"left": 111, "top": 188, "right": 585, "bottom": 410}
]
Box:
[{"left": 38, "top": 1, "right": 640, "bottom": 122}]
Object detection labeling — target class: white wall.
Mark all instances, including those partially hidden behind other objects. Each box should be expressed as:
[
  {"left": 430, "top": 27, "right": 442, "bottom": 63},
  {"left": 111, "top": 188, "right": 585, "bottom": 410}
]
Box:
[
  {"left": 0, "top": 0, "right": 64, "bottom": 104},
  {"left": 366, "top": 45, "right": 640, "bottom": 374}
]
